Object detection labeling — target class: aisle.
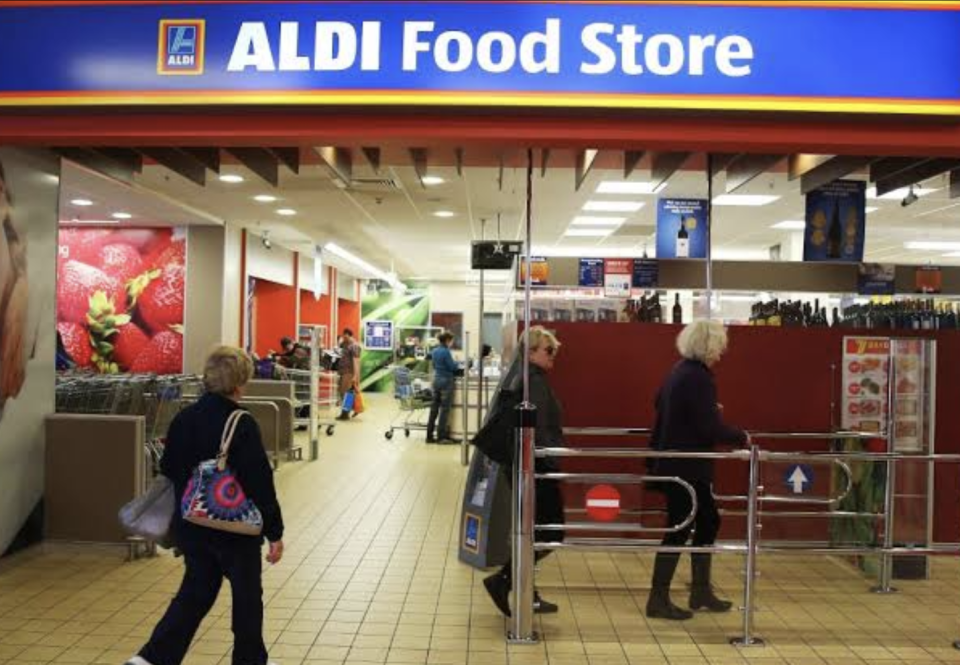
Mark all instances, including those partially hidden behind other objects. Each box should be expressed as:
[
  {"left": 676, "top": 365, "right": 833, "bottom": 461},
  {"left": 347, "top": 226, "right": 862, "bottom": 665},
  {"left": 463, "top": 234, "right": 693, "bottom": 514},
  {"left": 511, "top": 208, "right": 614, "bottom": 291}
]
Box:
[{"left": 0, "top": 395, "right": 959, "bottom": 664}]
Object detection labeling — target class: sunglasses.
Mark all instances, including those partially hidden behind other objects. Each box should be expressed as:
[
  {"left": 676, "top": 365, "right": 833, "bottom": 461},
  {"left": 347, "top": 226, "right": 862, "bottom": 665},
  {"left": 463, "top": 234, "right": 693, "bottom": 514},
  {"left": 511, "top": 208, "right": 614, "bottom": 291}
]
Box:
[{"left": 542, "top": 345, "right": 557, "bottom": 357}]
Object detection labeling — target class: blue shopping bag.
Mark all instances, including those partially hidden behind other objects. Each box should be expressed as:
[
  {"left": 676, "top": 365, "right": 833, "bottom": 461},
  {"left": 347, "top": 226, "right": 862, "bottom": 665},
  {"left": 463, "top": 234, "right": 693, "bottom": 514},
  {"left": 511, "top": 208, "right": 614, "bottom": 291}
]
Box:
[{"left": 341, "top": 389, "right": 355, "bottom": 414}]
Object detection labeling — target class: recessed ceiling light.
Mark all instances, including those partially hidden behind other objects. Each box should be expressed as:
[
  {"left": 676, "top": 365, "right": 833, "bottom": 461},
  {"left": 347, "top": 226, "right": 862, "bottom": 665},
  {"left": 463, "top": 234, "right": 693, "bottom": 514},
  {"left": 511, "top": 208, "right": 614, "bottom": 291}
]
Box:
[
  {"left": 905, "top": 241, "right": 960, "bottom": 251},
  {"left": 433, "top": 210, "right": 456, "bottom": 218},
  {"left": 276, "top": 208, "right": 297, "bottom": 216},
  {"left": 868, "top": 186, "right": 937, "bottom": 200},
  {"left": 219, "top": 174, "right": 245, "bottom": 184},
  {"left": 254, "top": 194, "right": 278, "bottom": 203},
  {"left": 583, "top": 200, "right": 645, "bottom": 213},
  {"left": 111, "top": 212, "right": 132, "bottom": 220},
  {"left": 422, "top": 176, "right": 445, "bottom": 186},
  {"left": 596, "top": 181, "right": 667, "bottom": 195},
  {"left": 571, "top": 216, "right": 626, "bottom": 226},
  {"left": 771, "top": 220, "right": 806, "bottom": 230},
  {"left": 71, "top": 198, "right": 94, "bottom": 207},
  {"left": 712, "top": 194, "right": 781, "bottom": 207},
  {"left": 564, "top": 228, "right": 614, "bottom": 237}
]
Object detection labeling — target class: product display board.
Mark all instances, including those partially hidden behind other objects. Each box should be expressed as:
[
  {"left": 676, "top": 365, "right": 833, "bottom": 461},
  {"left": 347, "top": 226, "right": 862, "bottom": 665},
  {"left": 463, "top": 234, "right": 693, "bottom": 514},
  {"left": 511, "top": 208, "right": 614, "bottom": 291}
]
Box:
[
  {"left": 363, "top": 320, "right": 394, "bottom": 350},
  {"left": 518, "top": 256, "right": 549, "bottom": 286},
  {"left": 632, "top": 259, "right": 659, "bottom": 289},
  {"left": 891, "top": 339, "right": 928, "bottom": 452},
  {"left": 803, "top": 180, "right": 866, "bottom": 263},
  {"left": 603, "top": 259, "right": 633, "bottom": 297},
  {"left": 842, "top": 337, "right": 889, "bottom": 433},
  {"left": 857, "top": 263, "right": 896, "bottom": 296},
  {"left": 656, "top": 199, "right": 709, "bottom": 259},
  {"left": 578, "top": 258, "right": 604, "bottom": 288}
]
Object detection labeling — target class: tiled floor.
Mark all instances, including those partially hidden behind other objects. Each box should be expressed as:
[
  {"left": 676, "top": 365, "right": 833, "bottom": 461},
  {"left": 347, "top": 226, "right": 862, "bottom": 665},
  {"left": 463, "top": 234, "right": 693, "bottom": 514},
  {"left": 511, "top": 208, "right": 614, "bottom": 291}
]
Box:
[{"left": 2, "top": 396, "right": 960, "bottom": 664}]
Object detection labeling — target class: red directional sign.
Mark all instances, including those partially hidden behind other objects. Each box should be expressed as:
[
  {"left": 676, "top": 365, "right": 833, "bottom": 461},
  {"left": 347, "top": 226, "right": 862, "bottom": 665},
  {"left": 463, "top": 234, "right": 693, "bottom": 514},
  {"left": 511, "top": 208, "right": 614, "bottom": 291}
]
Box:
[{"left": 585, "top": 484, "right": 621, "bottom": 522}]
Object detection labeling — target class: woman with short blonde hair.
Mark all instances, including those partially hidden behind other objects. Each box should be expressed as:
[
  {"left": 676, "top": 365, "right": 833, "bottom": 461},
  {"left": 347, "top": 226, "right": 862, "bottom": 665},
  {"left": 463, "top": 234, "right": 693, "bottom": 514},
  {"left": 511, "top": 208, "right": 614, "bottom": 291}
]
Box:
[
  {"left": 676, "top": 320, "right": 728, "bottom": 366},
  {"left": 203, "top": 346, "right": 254, "bottom": 396}
]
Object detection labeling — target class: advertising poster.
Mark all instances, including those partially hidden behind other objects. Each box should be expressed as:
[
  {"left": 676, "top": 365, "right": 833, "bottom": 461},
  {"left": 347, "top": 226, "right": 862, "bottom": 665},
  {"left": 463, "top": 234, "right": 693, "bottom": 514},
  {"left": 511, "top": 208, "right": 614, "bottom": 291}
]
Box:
[
  {"left": 578, "top": 258, "right": 604, "bottom": 288},
  {"left": 519, "top": 256, "right": 549, "bottom": 286},
  {"left": 603, "top": 259, "right": 633, "bottom": 297},
  {"left": 430, "top": 311, "right": 463, "bottom": 350},
  {"left": 632, "top": 259, "right": 660, "bottom": 288},
  {"left": 803, "top": 180, "right": 866, "bottom": 263},
  {"left": 842, "top": 336, "right": 890, "bottom": 433},
  {"left": 0, "top": 148, "right": 60, "bottom": 555},
  {"left": 916, "top": 266, "right": 942, "bottom": 294},
  {"left": 857, "top": 263, "right": 896, "bottom": 296},
  {"left": 363, "top": 319, "right": 394, "bottom": 351},
  {"left": 892, "top": 339, "right": 923, "bottom": 452},
  {"left": 56, "top": 227, "right": 186, "bottom": 375},
  {"left": 656, "top": 199, "right": 709, "bottom": 259},
  {"left": 361, "top": 283, "right": 430, "bottom": 392}
]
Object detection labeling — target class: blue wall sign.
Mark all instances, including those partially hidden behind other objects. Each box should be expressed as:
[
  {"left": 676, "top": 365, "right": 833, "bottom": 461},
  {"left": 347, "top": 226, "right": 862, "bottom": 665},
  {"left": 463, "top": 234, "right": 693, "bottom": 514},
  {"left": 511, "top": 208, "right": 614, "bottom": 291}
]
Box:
[
  {"left": 803, "top": 180, "right": 867, "bottom": 264},
  {"left": 363, "top": 320, "right": 394, "bottom": 351},
  {"left": 858, "top": 263, "right": 896, "bottom": 296},
  {"left": 632, "top": 259, "right": 659, "bottom": 289},
  {"left": 784, "top": 464, "right": 814, "bottom": 495},
  {"left": 579, "top": 258, "right": 604, "bottom": 288},
  {"left": 1, "top": 2, "right": 959, "bottom": 114},
  {"left": 463, "top": 513, "right": 481, "bottom": 553},
  {"left": 656, "top": 199, "right": 709, "bottom": 260}
]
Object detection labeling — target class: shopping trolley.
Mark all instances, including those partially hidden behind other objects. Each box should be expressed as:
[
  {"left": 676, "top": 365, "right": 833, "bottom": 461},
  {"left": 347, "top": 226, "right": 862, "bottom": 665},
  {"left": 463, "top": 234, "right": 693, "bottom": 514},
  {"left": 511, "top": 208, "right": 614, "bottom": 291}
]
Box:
[
  {"left": 385, "top": 366, "right": 433, "bottom": 440},
  {"left": 276, "top": 366, "right": 340, "bottom": 437}
]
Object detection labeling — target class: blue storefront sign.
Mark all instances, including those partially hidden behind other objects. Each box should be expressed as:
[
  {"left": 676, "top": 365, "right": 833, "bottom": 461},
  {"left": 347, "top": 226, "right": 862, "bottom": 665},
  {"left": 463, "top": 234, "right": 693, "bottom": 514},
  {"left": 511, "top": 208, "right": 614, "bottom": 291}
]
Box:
[
  {"left": 0, "top": 2, "right": 959, "bottom": 114},
  {"left": 803, "top": 180, "right": 867, "bottom": 263},
  {"left": 578, "top": 258, "right": 604, "bottom": 288},
  {"left": 656, "top": 199, "right": 709, "bottom": 260}
]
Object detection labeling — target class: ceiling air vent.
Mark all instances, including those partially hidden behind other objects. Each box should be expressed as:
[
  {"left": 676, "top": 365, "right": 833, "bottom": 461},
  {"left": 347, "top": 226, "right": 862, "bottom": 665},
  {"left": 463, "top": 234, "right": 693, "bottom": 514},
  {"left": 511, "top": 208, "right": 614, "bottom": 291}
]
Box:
[{"left": 346, "top": 177, "right": 403, "bottom": 192}]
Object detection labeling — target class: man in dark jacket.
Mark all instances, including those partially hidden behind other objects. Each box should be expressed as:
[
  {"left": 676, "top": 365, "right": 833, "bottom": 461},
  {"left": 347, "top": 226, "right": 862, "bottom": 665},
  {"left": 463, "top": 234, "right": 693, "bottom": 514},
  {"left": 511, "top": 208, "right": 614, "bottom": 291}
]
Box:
[{"left": 646, "top": 321, "right": 749, "bottom": 621}]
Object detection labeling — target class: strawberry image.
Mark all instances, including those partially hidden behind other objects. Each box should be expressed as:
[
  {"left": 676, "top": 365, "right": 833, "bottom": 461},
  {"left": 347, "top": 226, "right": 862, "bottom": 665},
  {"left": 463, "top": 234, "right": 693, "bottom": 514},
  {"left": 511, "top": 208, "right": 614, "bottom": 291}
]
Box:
[
  {"left": 58, "top": 229, "right": 113, "bottom": 266},
  {"left": 135, "top": 263, "right": 184, "bottom": 333},
  {"left": 147, "top": 238, "right": 186, "bottom": 271},
  {"left": 111, "top": 322, "right": 150, "bottom": 372},
  {"left": 98, "top": 243, "right": 145, "bottom": 286},
  {"left": 131, "top": 330, "right": 183, "bottom": 375},
  {"left": 57, "top": 322, "right": 93, "bottom": 369},
  {"left": 58, "top": 260, "right": 127, "bottom": 324}
]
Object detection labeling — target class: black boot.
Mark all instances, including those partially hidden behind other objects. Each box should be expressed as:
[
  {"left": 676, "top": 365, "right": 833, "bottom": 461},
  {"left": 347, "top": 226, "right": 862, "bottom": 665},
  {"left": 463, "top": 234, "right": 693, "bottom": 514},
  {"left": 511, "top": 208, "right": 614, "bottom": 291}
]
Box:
[
  {"left": 646, "top": 553, "right": 692, "bottom": 621},
  {"left": 483, "top": 570, "right": 511, "bottom": 617},
  {"left": 689, "top": 553, "right": 732, "bottom": 612}
]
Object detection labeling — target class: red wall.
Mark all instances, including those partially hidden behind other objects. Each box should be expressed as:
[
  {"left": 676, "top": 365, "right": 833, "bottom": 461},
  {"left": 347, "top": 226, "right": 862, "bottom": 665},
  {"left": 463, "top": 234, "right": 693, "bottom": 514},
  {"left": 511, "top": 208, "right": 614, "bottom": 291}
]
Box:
[
  {"left": 252, "top": 279, "right": 297, "bottom": 359},
  {"left": 542, "top": 323, "right": 960, "bottom": 543},
  {"left": 338, "top": 299, "right": 361, "bottom": 340},
  {"left": 300, "top": 291, "right": 332, "bottom": 328}
]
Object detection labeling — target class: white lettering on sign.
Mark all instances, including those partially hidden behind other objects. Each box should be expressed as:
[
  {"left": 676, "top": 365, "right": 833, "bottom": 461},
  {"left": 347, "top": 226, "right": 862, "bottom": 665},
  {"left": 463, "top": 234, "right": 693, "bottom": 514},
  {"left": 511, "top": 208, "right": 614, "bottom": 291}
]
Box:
[
  {"left": 586, "top": 499, "right": 620, "bottom": 508},
  {"left": 228, "top": 21, "right": 382, "bottom": 72}
]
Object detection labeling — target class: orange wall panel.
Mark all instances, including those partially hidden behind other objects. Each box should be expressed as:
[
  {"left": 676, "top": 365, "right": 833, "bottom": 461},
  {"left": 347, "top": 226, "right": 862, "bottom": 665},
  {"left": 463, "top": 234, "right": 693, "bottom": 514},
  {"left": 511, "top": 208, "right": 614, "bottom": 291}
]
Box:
[
  {"left": 252, "top": 278, "right": 297, "bottom": 359},
  {"left": 337, "top": 299, "right": 361, "bottom": 340}
]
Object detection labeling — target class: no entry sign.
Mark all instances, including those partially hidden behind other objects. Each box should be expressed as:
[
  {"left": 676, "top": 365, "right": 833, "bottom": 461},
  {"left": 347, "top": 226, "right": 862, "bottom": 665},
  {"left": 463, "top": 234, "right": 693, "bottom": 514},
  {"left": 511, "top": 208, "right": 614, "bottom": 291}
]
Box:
[{"left": 585, "top": 485, "right": 621, "bottom": 522}]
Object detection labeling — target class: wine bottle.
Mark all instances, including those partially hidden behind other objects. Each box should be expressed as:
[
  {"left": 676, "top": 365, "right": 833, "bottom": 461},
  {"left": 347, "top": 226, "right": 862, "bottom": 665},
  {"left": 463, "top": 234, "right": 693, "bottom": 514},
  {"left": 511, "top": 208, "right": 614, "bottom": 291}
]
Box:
[
  {"left": 672, "top": 293, "right": 683, "bottom": 324},
  {"left": 676, "top": 219, "right": 690, "bottom": 258},
  {"left": 826, "top": 202, "right": 842, "bottom": 259},
  {"left": 832, "top": 307, "right": 840, "bottom": 327}
]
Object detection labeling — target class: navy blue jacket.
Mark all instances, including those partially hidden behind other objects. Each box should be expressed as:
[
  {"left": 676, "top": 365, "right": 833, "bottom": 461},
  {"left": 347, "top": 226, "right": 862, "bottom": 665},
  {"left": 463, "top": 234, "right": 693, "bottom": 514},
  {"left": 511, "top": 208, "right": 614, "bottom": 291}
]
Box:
[
  {"left": 162, "top": 392, "right": 285, "bottom": 544},
  {"left": 431, "top": 344, "right": 459, "bottom": 389},
  {"left": 650, "top": 359, "right": 747, "bottom": 481}
]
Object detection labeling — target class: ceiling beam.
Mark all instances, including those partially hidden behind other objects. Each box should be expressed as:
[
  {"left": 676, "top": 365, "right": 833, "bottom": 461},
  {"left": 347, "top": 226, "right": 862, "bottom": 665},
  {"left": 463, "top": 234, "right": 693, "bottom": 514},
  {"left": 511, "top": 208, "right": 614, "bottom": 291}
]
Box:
[
  {"left": 455, "top": 148, "right": 465, "bottom": 177},
  {"left": 361, "top": 147, "right": 380, "bottom": 174},
  {"left": 540, "top": 148, "right": 551, "bottom": 177},
  {"left": 179, "top": 147, "right": 220, "bottom": 173},
  {"left": 55, "top": 148, "right": 138, "bottom": 184},
  {"left": 225, "top": 147, "right": 280, "bottom": 187},
  {"left": 951, "top": 169, "right": 960, "bottom": 199},
  {"left": 315, "top": 146, "right": 353, "bottom": 186},
  {"left": 623, "top": 150, "right": 644, "bottom": 179},
  {"left": 268, "top": 147, "right": 300, "bottom": 175},
  {"left": 650, "top": 152, "right": 691, "bottom": 190},
  {"left": 870, "top": 157, "right": 931, "bottom": 183},
  {"left": 498, "top": 154, "right": 505, "bottom": 191},
  {"left": 798, "top": 155, "right": 876, "bottom": 195},
  {"left": 409, "top": 147, "right": 428, "bottom": 187},
  {"left": 725, "top": 153, "right": 784, "bottom": 193},
  {"left": 788, "top": 154, "right": 834, "bottom": 181},
  {"left": 708, "top": 153, "right": 739, "bottom": 178},
  {"left": 875, "top": 158, "right": 960, "bottom": 197},
  {"left": 90, "top": 148, "right": 143, "bottom": 175},
  {"left": 575, "top": 148, "right": 599, "bottom": 191},
  {"left": 135, "top": 147, "right": 206, "bottom": 186}
]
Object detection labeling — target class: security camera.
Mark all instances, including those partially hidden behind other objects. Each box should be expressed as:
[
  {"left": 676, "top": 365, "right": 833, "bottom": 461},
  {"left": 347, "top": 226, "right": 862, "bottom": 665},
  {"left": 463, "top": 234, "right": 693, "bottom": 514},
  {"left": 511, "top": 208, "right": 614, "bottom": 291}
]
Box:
[
  {"left": 901, "top": 186, "right": 919, "bottom": 208},
  {"left": 261, "top": 231, "right": 272, "bottom": 250}
]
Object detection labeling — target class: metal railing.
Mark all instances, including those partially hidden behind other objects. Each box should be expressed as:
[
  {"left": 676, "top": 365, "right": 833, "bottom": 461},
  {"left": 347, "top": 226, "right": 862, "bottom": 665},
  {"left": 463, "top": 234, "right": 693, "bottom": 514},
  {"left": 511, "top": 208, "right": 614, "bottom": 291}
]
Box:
[{"left": 508, "top": 424, "right": 960, "bottom": 648}]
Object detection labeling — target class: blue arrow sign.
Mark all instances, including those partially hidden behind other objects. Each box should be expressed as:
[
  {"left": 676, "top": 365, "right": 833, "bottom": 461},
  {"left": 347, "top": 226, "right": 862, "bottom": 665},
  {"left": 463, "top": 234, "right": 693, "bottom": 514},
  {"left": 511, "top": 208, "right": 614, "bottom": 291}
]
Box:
[{"left": 784, "top": 464, "right": 814, "bottom": 495}]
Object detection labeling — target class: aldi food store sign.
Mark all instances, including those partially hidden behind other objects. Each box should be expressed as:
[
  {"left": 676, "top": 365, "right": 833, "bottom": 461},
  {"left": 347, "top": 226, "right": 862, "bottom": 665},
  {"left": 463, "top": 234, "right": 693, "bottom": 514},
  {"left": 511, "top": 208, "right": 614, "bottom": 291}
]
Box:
[{"left": 1, "top": 1, "right": 960, "bottom": 114}]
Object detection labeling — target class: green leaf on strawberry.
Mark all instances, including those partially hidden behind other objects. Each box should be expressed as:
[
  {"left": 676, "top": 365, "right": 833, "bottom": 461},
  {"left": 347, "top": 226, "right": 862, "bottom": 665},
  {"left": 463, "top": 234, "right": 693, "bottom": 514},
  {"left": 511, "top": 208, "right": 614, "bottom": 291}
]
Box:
[{"left": 127, "top": 268, "right": 161, "bottom": 309}]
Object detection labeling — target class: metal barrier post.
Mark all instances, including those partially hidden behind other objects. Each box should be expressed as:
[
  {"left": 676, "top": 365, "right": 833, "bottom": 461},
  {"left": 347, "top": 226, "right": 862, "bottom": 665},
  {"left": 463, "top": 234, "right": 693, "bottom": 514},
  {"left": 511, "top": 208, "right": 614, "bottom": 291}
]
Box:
[
  {"left": 460, "top": 332, "right": 470, "bottom": 467},
  {"left": 732, "top": 443, "right": 764, "bottom": 647},
  {"left": 309, "top": 326, "right": 321, "bottom": 460},
  {"left": 508, "top": 402, "right": 538, "bottom": 644},
  {"left": 873, "top": 456, "right": 898, "bottom": 594}
]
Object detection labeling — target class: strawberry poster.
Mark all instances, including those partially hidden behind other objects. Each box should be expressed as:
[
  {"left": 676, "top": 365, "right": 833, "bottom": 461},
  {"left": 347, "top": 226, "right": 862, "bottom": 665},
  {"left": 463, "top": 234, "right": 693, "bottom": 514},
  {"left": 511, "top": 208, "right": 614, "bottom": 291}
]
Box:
[
  {"left": 57, "top": 227, "right": 185, "bottom": 375},
  {"left": 842, "top": 336, "right": 890, "bottom": 434}
]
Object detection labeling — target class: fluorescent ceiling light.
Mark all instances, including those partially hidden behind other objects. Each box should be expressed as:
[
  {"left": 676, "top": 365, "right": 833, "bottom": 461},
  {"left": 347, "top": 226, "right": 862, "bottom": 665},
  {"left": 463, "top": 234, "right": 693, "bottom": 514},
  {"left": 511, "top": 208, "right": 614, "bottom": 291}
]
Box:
[
  {"left": 219, "top": 174, "right": 245, "bottom": 184},
  {"left": 564, "top": 228, "right": 614, "bottom": 237},
  {"left": 771, "top": 220, "right": 806, "bottom": 230},
  {"left": 583, "top": 200, "right": 645, "bottom": 213},
  {"left": 596, "top": 181, "right": 667, "bottom": 195},
  {"left": 905, "top": 241, "right": 960, "bottom": 251},
  {"left": 713, "top": 194, "right": 781, "bottom": 207},
  {"left": 433, "top": 210, "right": 456, "bottom": 218},
  {"left": 421, "top": 176, "right": 445, "bottom": 186},
  {"left": 531, "top": 246, "right": 641, "bottom": 258},
  {"left": 111, "top": 212, "right": 132, "bottom": 220},
  {"left": 868, "top": 186, "right": 937, "bottom": 200},
  {"left": 571, "top": 216, "right": 626, "bottom": 226},
  {"left": 70, "top": 198, "right": 94, "bottom": 207},
  {"left": 865, "top": 207, "right": 879, "bottom": 214},
  {"left": 254, "top": 194, "right": 278, "bottom": 203},
  {"left": 323, "top": 242, "right": 405, "bottom": 291},
  {"left": 62, "top": 219, "right": 120, "bottom": 225},
  {"left": 276, "top": 208, "right": 297, "bottom": 216}
]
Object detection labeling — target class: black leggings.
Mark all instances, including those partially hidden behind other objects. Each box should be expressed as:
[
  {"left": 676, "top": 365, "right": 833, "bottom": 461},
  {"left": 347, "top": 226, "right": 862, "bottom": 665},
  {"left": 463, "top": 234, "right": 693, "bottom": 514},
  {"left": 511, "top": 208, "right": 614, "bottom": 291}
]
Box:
[
  {"left": 659, "top": 478, "right": 720, "bottom": 548},
  {"left": 499, "top": 478, "right": 564, "bottom": 580}
]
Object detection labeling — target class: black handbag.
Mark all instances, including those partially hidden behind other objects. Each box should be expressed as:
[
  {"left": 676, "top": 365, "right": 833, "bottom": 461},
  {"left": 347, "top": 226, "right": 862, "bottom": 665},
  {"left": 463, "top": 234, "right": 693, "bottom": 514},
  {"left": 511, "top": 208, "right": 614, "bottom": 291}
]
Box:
[{"left": 471, "top": 388, "right": 521, "bottom": 465}]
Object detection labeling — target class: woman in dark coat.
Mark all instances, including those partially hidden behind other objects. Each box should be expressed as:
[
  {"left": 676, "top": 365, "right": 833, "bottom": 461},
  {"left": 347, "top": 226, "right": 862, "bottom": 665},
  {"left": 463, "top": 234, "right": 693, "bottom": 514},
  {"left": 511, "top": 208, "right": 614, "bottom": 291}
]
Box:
[
  {"left": 646, "top": 320, "right": 749, "bottom": 621},
  {"left": 128, "top": 347, "right": 284, "bottom": 665}
]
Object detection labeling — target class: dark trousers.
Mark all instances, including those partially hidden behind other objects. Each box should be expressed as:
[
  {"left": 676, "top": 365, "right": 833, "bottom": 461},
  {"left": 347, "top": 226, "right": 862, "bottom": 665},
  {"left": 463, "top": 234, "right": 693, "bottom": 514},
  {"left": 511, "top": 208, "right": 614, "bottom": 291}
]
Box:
[
  {"left": 650, "top": 478, "right": 720, "bottom": 592},
  {"left": 426, "top": 382, "right": 454, "bottom": 440},
  {"left": 498, "top": 478, "right": 565, "bottom": 581},
  {"left": 140, "top": 537, "right": 267, "bottom": 665}
]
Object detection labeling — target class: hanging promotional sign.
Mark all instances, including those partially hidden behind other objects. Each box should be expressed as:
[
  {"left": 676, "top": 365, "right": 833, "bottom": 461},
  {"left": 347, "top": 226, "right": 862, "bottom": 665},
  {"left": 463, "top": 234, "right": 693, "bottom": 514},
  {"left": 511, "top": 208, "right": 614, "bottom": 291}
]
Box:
[
  {"left": 842, "top": 336, "right": 889, "bottom": 434},
  {"left": 916, "top": 266, "right": 943, "bottom": 294},
  {"left": 632, "top": 258, "right": 660, "bottom": 288},
  {"left": 803, "top": 180, "right": 866, "bottom": 263},
  {"left": 603, "top": 259, "right": 633, "bottom": 297},
  {"left": 857, "top": 263, "right": 896, "bottom": 296},
  {"left": 519, "top": 256, "right": 549, "bottom": 287},
  {"left": 363, "top": 319, "right": 394, "bottom": 351},
  {"left": 1, "top": 3, "right": 959, "bottom": 115},
  {"left": 656, "top": 199, "right": 708, "bottom": 260},
  {"left": 578, "top": 258, "right": 604, "bottom": 288}
]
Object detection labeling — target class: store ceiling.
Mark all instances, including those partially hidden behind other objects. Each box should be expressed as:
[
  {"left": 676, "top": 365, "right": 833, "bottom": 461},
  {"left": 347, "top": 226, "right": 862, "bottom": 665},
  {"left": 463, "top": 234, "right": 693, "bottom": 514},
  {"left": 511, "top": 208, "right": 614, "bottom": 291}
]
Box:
[{"left": 59, "top": 149, "right": 960, "bottom": 282}]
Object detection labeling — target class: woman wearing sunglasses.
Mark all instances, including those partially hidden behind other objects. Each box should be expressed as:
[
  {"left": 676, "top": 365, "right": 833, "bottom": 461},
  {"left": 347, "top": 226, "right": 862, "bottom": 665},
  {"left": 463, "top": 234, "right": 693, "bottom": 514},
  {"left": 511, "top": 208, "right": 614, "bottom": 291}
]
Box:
[{"left": 484, "top": 326, "right": 566, "bottom": 617}]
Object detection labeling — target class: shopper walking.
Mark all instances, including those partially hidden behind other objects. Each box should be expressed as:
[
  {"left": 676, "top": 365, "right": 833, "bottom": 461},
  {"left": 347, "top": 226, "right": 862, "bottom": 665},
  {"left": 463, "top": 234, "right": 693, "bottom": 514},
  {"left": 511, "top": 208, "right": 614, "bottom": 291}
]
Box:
[
  {"left": 337, "top": 328, "right": 361, "bottom": 421},
  {"left": 645, "top": 320, "right": 748, "bottom": 621},
  {"left": 483, "top": 326, "right": 565, "bottom": 617},
  {"left": 127, "top": 347, "right": 284, "bottom": 665},
  {"left": 426, "top": 331, "right": 461, "bottom": 444}
]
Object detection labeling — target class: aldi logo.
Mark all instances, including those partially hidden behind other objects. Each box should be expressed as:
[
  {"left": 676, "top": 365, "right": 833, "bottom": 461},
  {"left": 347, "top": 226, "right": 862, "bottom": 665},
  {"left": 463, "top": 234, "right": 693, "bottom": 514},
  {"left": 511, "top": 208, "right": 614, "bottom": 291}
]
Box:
[{"left": 158, "top": 19, "right": 205, "bottom": 75}]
